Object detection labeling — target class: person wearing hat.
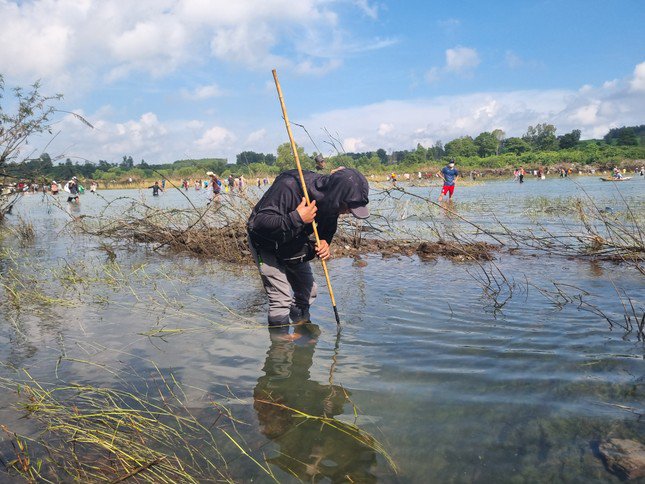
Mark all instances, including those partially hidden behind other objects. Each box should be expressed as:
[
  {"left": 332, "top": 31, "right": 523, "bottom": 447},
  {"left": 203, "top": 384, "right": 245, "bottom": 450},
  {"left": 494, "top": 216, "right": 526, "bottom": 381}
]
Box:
[
  {"left": 314, "top": 154, "right": 326, "bottom": 171},
  {"left": 206, "top": 171, "right": 221, "bottom": 200},
  {"left": 438, "top": 159, "right": 459, "bottom": 201},
  {"left": 51, "top": 180, "right": 59, "bottom": 195},
  {"left": 247, "top": 167, "right": 370, "bottom": 327},
  {"left": 66, "top": 176, "right": 80, "bottom": 203}
]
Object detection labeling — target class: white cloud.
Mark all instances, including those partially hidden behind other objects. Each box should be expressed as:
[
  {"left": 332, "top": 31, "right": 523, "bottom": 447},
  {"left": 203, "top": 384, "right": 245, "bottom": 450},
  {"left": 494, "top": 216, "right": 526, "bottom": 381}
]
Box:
[
  {"left": 445, "top": 47, "right": 480, "bottom": 74},
  {"left": 568, "top": 103, "right": 600, "bottom": 125},
  {"left": 181, "top": 84, "right": 225, "bottom": 100},
  {"left": 630, "top": 61, "right": 645, "bottom": 92},
  {"left": 0, "top": 0, "right": 382, "bottom": 87},
  {"left": 425, "top": 46, "right": 480, "bottom": 83},
  {"left": 302, "top": 72, "right": 644, "bottom": 153},
  {"left": 247, "top": 129, "right": 267, "bottom": 143},
  {"left": 195, "top": 126, "right": 236, "bottom": 150},
  {"left": 295, "top": 59, "right": 343, "bottom": 76},
  {"left": 378, "top": 123, "right": 394, "bottom": 136},
  {"left": 352, "top": 0, "right": 379, "bottom": 19},
  {"left": 342, "top": 137, "right": 366, "bottom": 152}
]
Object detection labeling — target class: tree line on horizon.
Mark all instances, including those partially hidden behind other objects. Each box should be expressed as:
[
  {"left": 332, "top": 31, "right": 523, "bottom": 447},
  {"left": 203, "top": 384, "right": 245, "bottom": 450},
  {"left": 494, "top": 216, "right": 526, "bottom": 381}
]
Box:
[
  {"left": 1, "top": 75, "right": 644, "bottom": 183},
  {"left": 6, "top": 124, "right": 643, "bottom": 183}
]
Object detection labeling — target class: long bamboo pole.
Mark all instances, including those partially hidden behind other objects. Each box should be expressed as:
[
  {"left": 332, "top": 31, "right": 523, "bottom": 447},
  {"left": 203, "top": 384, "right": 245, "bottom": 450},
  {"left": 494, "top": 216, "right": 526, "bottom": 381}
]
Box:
[{"left": 272, "top": 69, "right": 340, "bottom": 326}]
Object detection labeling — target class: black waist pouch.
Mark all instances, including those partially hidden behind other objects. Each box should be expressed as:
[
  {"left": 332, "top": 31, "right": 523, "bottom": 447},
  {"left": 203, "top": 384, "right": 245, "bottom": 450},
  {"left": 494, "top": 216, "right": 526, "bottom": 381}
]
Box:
[
  {"left": 276, "top": 236, "right": 316, "bottom": 266},
  {"left": 249, "top": 229, "right": 316, "bottom": 266}
]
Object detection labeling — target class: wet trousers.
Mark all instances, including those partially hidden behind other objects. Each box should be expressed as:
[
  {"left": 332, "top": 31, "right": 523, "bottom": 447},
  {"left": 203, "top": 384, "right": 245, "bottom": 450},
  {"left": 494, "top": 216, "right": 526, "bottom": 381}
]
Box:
[{"left": 249, "top": 238, "right": 318, "bottom": 326}]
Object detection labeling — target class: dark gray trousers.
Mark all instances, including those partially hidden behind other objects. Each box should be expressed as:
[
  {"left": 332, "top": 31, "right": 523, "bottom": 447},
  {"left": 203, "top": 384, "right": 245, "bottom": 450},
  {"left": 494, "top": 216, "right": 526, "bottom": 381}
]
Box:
[{"left": 249, "top": 239, "right": 318, "bottom": 325}]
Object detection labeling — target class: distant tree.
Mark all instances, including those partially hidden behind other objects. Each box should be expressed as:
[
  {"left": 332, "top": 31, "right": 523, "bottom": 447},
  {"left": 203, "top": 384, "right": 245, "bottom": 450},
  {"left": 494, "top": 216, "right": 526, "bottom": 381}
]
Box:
[
  {"left": 391, "top": 150, "right": 408, "bottom": 163},
  {"left": 61, "top": 158, "right": 75, "bottom": 179},
  {"left": 39, "top": 153, "right": 53, "bottom": 170},
  {"left": 376, "top": 148, "right": 388, "bottom": 164},
  {"left": 558, "top": 129, "right": 581, "bottom": 149},
  {"left": 275, "top": 142, "right": 313, "bottom": 171},
  {"left": 522, "top": 123, "right": 558, "bottom": 151},
  {"left": 120, "top": 155, "right": 134, "bottom": 169},
  {"left": 97, "top": 160, "right": 113, "bottom": 171},
  {"left": 502, "top": 137, "right": 530, "bottom": 155},
  {"left": 603, "top": 125, "right": 645, "bottom": 145},
  {"left": 428, "top": 141, "right": 444, "bottom": 160},
  {"left": 474, "top": 132, "right": 498, "bottom": 157},
  {"left": 445, "top": 136, "right": 478, "bottom": 157},
  {"left": 237, "top": 151, "right": 261, "bottom": 165},
  {"left": 236, "top": 151, "right": 276, "bottom": 166},
  {"left": 617, "top": 127, "right": 638, "bottom": 146}
]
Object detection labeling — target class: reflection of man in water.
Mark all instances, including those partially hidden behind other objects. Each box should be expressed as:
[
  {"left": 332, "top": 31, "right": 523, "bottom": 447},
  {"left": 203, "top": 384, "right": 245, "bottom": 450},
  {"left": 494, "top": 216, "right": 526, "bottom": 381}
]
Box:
[{"left": 253, "top": 325, "right": 377, "bottom": 482}]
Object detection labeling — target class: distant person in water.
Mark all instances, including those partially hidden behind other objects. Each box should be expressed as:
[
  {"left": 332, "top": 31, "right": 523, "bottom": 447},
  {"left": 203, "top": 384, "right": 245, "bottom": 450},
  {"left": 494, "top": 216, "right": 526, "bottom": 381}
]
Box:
[
  {"left": 148, "top": 181, "right": 163, "bottom": 196},
  {"left": 206, "top": 171, "right": 221, "bottom": 202},
  {"left": 438, "top": 160, "right": 459, "bottom": 201},
  {"left": 51, "top": 180, "right": 59, "bottom": 195},
  {"left": 66, "top": 176, "right": 80, "bottom": 203}
]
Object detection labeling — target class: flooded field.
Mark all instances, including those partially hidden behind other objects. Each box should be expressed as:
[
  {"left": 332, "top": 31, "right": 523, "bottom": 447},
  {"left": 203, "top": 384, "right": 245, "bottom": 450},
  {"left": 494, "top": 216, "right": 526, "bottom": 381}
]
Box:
[{"left": 1, "top": 176, "right": 643, "bottom": 482}]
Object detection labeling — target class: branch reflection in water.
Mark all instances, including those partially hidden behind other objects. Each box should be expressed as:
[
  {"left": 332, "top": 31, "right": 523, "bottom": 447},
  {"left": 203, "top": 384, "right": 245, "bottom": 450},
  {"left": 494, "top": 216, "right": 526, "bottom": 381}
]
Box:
[{"left": 253, "top": 323, "right": 379, "bottom": 482}]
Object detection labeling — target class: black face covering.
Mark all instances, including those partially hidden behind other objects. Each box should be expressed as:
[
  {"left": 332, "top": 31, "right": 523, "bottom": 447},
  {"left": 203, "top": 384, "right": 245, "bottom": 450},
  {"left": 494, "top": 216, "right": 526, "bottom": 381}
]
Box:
[{"left": 313, "top": 168, "right": 369, "bottom": 216}]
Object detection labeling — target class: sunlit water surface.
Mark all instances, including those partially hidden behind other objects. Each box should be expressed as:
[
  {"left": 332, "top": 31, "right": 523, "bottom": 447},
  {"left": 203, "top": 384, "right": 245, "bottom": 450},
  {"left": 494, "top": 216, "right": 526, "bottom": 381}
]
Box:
[{"left": 0, "top": 176, "right": 643, "bottom": 482}]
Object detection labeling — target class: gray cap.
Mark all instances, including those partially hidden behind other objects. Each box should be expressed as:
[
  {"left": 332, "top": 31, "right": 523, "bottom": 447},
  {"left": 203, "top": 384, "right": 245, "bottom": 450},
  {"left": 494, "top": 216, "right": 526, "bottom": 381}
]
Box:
[{"left": 349, "top": 205, "right": 370, "bottom": 219}]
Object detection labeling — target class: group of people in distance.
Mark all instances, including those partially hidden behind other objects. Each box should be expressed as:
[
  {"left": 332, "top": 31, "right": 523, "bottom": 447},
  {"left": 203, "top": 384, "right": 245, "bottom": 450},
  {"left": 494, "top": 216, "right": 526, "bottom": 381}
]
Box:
[{"left": 148, "top": 172, "right": 270, "bottom": 200}]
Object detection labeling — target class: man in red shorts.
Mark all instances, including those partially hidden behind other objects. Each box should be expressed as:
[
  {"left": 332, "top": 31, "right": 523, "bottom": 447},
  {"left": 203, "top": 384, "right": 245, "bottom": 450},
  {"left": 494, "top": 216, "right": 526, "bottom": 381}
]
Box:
[{"left": 438, "top": 159, "right": 459, "bottom": 201}]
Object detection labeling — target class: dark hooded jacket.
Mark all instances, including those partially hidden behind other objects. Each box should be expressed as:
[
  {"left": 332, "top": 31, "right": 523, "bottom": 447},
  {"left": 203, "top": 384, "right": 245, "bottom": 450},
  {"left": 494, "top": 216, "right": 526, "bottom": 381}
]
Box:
[{"left": 247, "top": 168, "right": 369, "bottom": 258}]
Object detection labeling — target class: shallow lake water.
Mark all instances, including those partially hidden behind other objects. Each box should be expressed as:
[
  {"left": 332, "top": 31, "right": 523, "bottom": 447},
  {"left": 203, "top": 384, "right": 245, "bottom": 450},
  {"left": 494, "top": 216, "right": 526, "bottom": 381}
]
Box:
[{"left": 0, "top": 176, "right": 643, "bottom": 482}]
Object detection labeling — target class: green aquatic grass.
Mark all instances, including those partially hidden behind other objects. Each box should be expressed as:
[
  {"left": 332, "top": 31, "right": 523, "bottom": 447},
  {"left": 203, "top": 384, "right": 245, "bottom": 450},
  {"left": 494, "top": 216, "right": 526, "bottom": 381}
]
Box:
[{"left": 0, "top": 365, "right": 274, "bottom": 482}]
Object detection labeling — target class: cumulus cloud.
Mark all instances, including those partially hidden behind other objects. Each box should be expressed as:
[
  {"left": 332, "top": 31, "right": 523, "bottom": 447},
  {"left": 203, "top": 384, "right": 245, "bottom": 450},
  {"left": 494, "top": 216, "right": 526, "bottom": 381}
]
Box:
[
  {"left": 195, "top": 126, "right": 237, "bottom": 150},
  {"left": 0, "top": 0, "right": 388, "bottom": 88},
  {"left": 342, "top": 137, "right": 366, "bottom": 152},
  {"left": 445, "top": 47, "right": 480, "bottom": 74},
  {"left": 425, "top": 46, "right": 480, "bottom": 83},
  {"left": 28, "top": 65, "right": 645, "bottom": 165},
  {"left": 246, "top": 129, "right": 267, "bottom": 143},
  {"left": 630, "top": 61, "right": 645, "bottom": 92},
  {"left": 378, "top": 123, "right": 394, "bottom": 136},
  {"left": 302, "top": 70, "right": 645, "bottom": 153}
]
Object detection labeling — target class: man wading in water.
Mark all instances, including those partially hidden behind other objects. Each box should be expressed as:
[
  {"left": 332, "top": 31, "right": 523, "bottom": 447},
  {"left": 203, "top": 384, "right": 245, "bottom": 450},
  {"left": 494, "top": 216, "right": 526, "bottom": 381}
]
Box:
[
  {"left": 248, "top": 167, "right": 369, "bottom": 332},
  {"left": 438, "top": 159, "right": 459, "bottom": 201},
  {"left": 148, "top": 181, "right": 163, "bottom": 196}
]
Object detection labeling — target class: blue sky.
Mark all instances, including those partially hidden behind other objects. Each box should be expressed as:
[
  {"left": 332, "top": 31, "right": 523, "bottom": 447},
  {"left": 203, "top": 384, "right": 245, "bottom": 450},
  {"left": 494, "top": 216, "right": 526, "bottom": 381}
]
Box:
[{"left": 1, "top": 0, "right": 643, "bottom": 164}]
